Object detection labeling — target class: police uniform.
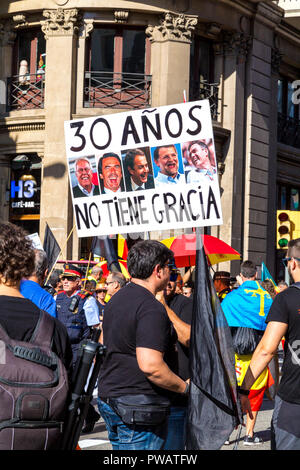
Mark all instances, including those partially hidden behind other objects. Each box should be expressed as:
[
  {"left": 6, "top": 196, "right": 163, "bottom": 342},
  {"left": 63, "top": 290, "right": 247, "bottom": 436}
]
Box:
[
  {"left": 56, "top": 264, "right": 100, "bottom": 365},
  {"left": 217, "top": 287, "right": 231, "bottom": 302}
]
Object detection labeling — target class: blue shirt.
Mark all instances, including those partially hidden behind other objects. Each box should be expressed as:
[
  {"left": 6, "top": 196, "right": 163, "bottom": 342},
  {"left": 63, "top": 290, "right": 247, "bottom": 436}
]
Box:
[
  {"left": 155, "top": 171, "right": 185, "bottom": 187},
  {"left": 20, "top": 279, "right": 57, "bottom": 318},
  {"left": 221, "top": 280, "right": 272, "bottom": 331}
]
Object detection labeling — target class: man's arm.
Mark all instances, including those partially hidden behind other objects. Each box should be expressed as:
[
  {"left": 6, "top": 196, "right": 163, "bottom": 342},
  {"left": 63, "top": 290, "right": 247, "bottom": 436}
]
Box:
[
  {"left": 156, "top": 292, "right": 191, "bottom": 347},
  {"left": 83, "top": 295, "right": 100, "bottom": 328},
  {"left": 136, "top": 347, "right": 188, "bottom": 394},
  {"left": 240, "top": 321, "right": 287, "bottom": 416}
]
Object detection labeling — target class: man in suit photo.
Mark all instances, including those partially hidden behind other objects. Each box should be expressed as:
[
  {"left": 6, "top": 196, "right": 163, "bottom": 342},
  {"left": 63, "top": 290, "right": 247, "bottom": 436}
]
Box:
[
  {"left": 98, "top": 152, "right": 125, "bottom": 194},
  {"left": 123, "top": 148, "right": 155, "bottom": 191},
  {"left": 72, "top": 157, "right": 100, "bottom": 198}
]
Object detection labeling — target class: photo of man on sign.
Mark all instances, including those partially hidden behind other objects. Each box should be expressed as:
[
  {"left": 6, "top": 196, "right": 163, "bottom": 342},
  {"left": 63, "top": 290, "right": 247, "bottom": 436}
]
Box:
[
  {"left": 71, "top": 156, "right": 100, "bottom": 198},
  {"left": 183, "top": 139, "right": 217, "bottom": 183},
  {"left": 151, "top": 143, "right": 185, "bottom": 187},
  {"left": 122, "top": 147, "right": 155, "bottom": 192},
  {"left": 98, "top": 152, "right": 125, "bottom": 194}
]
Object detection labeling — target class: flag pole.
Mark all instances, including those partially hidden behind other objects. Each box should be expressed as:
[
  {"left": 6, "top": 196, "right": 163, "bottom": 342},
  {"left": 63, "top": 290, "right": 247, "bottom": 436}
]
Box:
[
  {"left": 83, "top": 251, "right": 93, "bottom": 290},
  {"left": 233, "top": 423, "right": 243, "bottom": 450},
  {"left": 45, "top": 224, "right": 76, "bottom": 285}
]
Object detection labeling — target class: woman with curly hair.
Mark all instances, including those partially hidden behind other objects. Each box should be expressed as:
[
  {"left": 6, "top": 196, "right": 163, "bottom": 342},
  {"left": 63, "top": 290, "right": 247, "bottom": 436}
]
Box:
[{"left": 0, "top": 222, "right": 72, "bottom": 368}]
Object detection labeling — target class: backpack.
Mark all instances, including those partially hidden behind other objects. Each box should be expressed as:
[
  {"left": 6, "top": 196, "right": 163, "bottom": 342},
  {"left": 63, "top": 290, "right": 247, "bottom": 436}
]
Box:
[{"left": 0, "top": 310, "right": 69, "bottom": 450}]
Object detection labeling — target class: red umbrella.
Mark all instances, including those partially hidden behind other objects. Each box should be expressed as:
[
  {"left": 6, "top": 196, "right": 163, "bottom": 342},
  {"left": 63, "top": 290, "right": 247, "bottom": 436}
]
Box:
[{"left": 161, "top": 234, "right": 240, "bottom": 267}]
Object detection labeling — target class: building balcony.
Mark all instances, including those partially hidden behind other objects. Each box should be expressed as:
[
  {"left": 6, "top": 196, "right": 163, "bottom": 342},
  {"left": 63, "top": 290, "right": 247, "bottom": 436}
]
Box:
[
  {"left": 278, "top": 112, "right": 300, "bottom": 149},
  {"left": 6, "top": 73, "right": 45, "bottom": 112},
  {"left": 189, "top": 80, "right": 219, "bottom": 121},
  {"left": 84, "top": 71, "right": 152, "bottom": 110}
]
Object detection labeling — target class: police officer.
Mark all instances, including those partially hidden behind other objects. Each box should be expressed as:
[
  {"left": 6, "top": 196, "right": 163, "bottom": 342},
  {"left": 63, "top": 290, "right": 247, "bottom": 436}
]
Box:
[
  {"left": 56, "top": 264, "right": 100, "bottom": 363},
  {"left": 213, "top": 271, "right": 231, "bottom": 302},
  {"left": 56, "top": 264, "right": 101, "bottom": 432}
]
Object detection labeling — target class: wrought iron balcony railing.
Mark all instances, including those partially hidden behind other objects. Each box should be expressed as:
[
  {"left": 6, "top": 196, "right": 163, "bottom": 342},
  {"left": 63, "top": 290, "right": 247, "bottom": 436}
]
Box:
[
  {"left": 189, "top": 80, "right": 219, "bottom": 121},
  {"left": 84, "top": 71, "right": 152, "bottom": 109},
  {"left": 277, "top": 112, "right": 300, "bottom": 149},
  {"left": 6, "top": 73, "right": 45, "bottom": 111}
]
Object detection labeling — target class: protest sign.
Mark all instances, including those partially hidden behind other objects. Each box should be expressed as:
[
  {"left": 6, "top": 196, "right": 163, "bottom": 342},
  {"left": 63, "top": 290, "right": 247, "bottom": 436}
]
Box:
[{"left": 64, "top": 100, "right": 223, "bottom": 237}]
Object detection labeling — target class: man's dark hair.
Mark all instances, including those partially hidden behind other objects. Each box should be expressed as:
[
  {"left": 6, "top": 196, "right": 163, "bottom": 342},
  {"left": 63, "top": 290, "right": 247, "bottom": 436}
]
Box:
[
  {"left": 124, "top": 149, "right": 146, "bottom": 171},
  {"left": 34, "top": 249, "right": 49, "bottom": 283},
  {"left": 240, "top": 260, "right": 257, "bottom": 279},
  {"left": 0, "top": 222, "right": 35, "bottom": 285},
  {"left": 127, "top": 240, "right": 174, "bottom": 280},
  {"left": 188, "top": 140, "right": 210, "bottom": 154},
  {"left": 98, "top": 152, "right": 122, "bottom": 175},
  {"left": 153, "top": 144, "right": 177, "bottom": 163},
  {"left": 288, "top": 238, "right": 300, "bottom": 265}
]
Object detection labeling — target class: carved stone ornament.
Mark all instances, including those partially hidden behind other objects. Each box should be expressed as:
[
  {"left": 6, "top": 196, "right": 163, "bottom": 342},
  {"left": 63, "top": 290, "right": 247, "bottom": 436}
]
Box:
[
  {"left": 12, "top": 14, "right": 28, "bottom": 28},
  {"left": 41, "top": 8, "right": 81, "bottom": 38},
  {"left": 79, "top": 19, "right": 94, "bottom": 39},
  {"left": 271, "top": 47, "right": 282, "bottom": 74},
  {"left": 223, "top": 31, "right": 252, "bottom": 57},
  {"left": 114, "top": 11, "right": 129, "bottom": 24},
  {"left": 146, "top": 12, "right": 198, "bottom": 44},
  {"left": 0, "top": 21, "right": 16, "bottom": 46}
]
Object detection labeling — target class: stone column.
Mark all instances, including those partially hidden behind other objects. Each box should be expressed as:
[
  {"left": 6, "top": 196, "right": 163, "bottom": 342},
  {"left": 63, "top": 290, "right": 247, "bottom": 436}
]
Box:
[
  {"left": 217, "top": 31, "right": 252, "bottom": 273},
  {"left": 39, "top": 8, "right": 80, "bottom": 258},
  {"left": 0, "top": 20, "right": 16, "bottom": 114},
  {"left": 243, "top": 4, "right": 282, "bottom": 267},
  {"left": 0, "top": 155, "right": 11, "bottom": 222},
  {"left": 76, "top": 19, "right": 93, "bottom": 113},
  {"left": 146, "top": 12, "right": 197, "bottom": 106}
]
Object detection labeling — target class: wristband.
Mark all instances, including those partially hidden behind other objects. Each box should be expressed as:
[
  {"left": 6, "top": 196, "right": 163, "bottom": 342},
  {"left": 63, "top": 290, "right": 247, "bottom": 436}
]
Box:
[
  {"left": 237, "top": 386, "right": 250, "bottom": 396},
  {"left": 183, "top": 382, "right": 190, "bottom": 395}
]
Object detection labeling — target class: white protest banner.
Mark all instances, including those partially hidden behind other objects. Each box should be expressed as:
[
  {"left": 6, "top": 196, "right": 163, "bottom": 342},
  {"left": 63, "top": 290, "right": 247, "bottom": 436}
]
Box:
[
  {"left": 27, "top": 232, "right": 43, "bottom": 250},
  {"left": 64, "top": 100, "right": 223, "bottom": 238}
]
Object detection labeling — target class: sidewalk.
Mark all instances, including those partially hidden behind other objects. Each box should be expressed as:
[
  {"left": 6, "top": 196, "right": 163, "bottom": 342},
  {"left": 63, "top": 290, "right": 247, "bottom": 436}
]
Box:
[{"left": 221, "top": 396, "right": 274, "bottom": 450}]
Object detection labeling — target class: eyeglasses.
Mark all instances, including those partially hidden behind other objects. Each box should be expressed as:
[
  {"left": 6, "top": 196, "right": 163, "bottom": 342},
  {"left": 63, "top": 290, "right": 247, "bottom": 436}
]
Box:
[
  {"left": 282, "top": 257, "right": 300, "bottom": 268},
  {"left": 61, "top": 276, "right": 78, "bottom": 282},
  {"left": 96, "top": 289, "right": 107, "bottom": 293}
]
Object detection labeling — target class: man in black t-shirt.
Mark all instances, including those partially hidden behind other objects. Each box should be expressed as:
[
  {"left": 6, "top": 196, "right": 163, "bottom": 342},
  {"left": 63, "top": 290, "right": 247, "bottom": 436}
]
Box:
[
  {"left": 98, "top": 240, "right": 189, "bottom": 450},
  {"left": 239, "top": 238, "right": 300, "bottom": 450},
  {"left": 157, "top": 273, "right": 192, "bottom": 450}
]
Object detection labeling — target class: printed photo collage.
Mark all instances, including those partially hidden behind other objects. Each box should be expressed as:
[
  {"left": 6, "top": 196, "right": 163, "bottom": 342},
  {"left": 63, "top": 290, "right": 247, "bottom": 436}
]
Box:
[{"left": 69, "top": 139, "right": 217, "bottom": 199}]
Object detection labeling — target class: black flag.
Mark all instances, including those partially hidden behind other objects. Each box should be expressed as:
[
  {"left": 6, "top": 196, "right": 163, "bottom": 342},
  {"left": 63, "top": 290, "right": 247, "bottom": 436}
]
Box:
[
  {"left": 186, "top": 231, "right": 242, "bottom": 450},
  {"left": 43, "top": 223, "right": 61, "bottom": 272},
  {"left": 91, "top": 236, "right": 121, "bottom": 273}
]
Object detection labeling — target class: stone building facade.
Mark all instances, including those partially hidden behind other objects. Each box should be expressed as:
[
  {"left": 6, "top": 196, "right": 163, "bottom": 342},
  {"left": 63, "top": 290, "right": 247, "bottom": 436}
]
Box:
[{"left": 0, "top": 0, "right": 299, "bottom": 278}]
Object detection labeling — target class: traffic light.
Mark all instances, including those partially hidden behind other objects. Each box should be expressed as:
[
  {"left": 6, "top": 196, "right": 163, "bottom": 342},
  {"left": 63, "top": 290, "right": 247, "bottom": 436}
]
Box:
[{"left": 277, "top": 211, "right": 291, "bottom": 249}]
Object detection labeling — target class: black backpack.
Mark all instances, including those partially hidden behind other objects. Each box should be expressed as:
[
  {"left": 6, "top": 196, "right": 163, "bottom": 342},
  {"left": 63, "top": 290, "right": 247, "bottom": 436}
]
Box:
[{"left": 0, "top": 310, "right": 69, "bottom": 450}]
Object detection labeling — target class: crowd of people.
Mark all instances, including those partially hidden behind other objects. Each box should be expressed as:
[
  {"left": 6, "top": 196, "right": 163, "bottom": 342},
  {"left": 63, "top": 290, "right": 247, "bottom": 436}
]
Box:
[{"left": 0, "top": 220, "right": 300, "bottom": 451}]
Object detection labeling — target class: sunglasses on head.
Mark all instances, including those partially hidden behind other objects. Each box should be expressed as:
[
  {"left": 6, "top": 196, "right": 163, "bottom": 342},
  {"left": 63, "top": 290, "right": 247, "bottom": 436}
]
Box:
[{"left": 282, "top": 257, "right": 300, "bottom": 268}]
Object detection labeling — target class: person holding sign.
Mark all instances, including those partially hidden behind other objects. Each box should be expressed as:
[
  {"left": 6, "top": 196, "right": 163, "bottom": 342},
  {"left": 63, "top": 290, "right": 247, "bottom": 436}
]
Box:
[
  {"left": 123, "top": 148, "right": 155, "bottom": 191},
  {"left": 72, "top": 158, "right": 100, "bottom": 198},
  {"left": 98, "top": 240, "right": 189, "bottom": 450},
  {"left": 153, "top": 144, "right": 185, "bottom": 186},
  {"left": 98, "top": 153, "right": 125, "bottom": 194},
  {"left": 185, "top": 140, "right": 216, "bottom": 183}
]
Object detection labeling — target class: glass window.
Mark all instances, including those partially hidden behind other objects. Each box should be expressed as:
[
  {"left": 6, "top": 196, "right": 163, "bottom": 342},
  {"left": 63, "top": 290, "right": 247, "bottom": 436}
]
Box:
[
  {"left": 16, "top": 30, "right": 45, "bottom": 75},
  {"left": 91, "top": 29, "right": 115, "bottom": 72},
  {"left": 280, "top": 186, "right": 287, "bottom": 210},
  {"left": 277, "top": 79, "right": 283, "bottom": 114},
  {"left": 122, "top": 30, "right": 145, "bottom": 74},
  {"left": 287, "top": 82, "right": 295, "bottom": 118},
  {"left": 291, "top": 188, "right": 299, "bottom": 210}
]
